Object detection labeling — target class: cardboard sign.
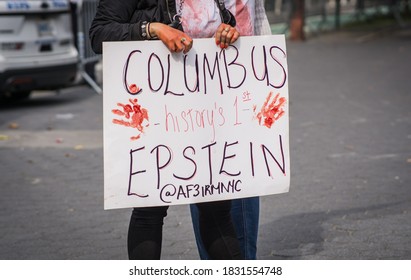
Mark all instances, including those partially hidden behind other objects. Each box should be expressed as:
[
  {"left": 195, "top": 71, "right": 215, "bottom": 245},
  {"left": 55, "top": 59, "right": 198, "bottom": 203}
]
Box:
[{"left": 103, "top": 35, "right": 290, "bottom": 210}]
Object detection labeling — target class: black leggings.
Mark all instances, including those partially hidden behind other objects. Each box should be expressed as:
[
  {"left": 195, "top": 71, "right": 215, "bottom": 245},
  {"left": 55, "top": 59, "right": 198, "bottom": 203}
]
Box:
[{"left": 127, "top": 200, "right": 243, "bottom": 260}]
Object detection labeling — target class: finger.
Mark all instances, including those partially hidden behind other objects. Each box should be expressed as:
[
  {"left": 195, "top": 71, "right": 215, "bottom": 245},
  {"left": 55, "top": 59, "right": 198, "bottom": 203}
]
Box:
[
  {"left": 224, "top": 30, "right": 234, "bottom": 47},
  {"left": 221, "top": 29, "right": 240, "bottom": 49},
  {"left": 169, "top": 45, "right": 181, "bottom": 53},
  {"left": 215, "top": 29, "right": 223, "bottom": 45},
  {"left": 183, "top": 40, "right": 193, "bottom": 54},
  {"left": 226, "top": 28, "right": 240, "bottom": 45},
  {"left": 229, "top": 29, "right": 240, "bottom": 44},
  {"left": 215, "top": 25, "right": 230, "bottom": 45},
  {"left": 220, "top": 26, "right": 234, "bottom": 49},
  {"left": 181, "top": 37, "right": 193, "bottom": 54},
  {"left": 172, "top": 41, "right": 184, "bottom": 53},
  {"left": 220, "top": 26, "right": 230, "bottom": 44}
]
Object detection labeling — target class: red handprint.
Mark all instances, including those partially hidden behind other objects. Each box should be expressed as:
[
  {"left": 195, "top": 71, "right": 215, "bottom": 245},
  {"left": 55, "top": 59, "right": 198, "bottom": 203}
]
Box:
[
  {"left": 255, "top": 92, "right": 286, "bottom": 128},
  {"left": 112, "top": 98, "right": 149, "bottom": 140}
]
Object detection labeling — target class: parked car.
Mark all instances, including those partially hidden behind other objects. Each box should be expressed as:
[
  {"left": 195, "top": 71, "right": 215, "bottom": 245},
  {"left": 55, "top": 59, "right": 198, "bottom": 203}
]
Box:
[{"left": 0, "top": 0, "right": 78, "bottom": 100}]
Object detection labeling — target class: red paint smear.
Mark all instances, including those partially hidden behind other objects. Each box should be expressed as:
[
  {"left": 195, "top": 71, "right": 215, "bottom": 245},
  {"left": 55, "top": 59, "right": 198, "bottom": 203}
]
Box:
[
  {"left": 256, "top": 92, "right": 286, "bottom": 128},
  {"left": 112, "top": 98, "right": 149, "bottom": 140},
  {"left": 131, "top": 135, "right": 141, "bottom": 141},
  {"left": 128, "top": 84, "right": 141, "bottom": 95}
]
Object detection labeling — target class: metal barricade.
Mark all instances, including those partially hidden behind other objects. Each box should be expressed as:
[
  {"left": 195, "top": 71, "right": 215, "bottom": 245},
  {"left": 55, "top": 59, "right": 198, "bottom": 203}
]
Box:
[{"left": 75, "top": 0, "right": 102, "bottom": 94}]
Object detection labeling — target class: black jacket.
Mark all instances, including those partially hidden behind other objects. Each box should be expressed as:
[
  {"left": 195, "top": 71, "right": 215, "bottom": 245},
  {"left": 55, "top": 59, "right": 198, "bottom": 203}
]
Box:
[
  {"left": 89, "top": 0, "right": 178, "bottom": 54},
  {"left": 89, "top": 0, "right": 236, "bottom": 54}
]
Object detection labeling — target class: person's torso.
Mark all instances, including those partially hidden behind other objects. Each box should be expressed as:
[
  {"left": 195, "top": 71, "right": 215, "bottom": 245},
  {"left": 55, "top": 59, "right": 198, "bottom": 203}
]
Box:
[{"left": 176, "top": 0, "right": 255, "bottom": 38}]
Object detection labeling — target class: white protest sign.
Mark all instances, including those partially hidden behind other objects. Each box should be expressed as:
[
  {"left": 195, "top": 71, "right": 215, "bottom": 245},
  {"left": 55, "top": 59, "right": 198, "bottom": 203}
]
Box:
[{"left": 103, "top": 35, "right": 290, "bottom": 210}]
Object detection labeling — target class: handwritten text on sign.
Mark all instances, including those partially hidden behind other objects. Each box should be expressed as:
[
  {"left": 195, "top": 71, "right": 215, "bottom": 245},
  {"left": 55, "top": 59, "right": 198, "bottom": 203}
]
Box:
[{"left": 103, "top": 36, "right": 290, "bottom": 209}]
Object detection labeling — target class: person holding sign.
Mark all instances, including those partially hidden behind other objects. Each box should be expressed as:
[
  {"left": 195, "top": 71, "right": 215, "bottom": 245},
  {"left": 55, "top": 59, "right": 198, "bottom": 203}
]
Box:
[
  {"left": 188, "top": 0, "right": 272, "bottom": 260},
  {"left": 89, "top": 0, "right": 270, "bottom": 260}
]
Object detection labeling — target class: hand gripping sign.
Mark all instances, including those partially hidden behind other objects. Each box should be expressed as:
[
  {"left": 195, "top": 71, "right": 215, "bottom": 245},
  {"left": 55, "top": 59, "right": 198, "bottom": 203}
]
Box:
[{"left": 103, "top": 35, "right": 290, "bottom": 209}]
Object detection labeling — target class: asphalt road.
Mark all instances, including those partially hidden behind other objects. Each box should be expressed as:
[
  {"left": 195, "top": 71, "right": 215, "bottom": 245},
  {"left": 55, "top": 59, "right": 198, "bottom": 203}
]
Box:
[{"left": 0, "top": 26, "right": 410, "bottom": 260}]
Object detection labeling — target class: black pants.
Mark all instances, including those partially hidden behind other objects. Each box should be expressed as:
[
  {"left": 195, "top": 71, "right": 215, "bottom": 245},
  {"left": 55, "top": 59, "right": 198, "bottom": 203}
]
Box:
[{"left": 128, "top": 200, "right": 243, "bottom": 260}]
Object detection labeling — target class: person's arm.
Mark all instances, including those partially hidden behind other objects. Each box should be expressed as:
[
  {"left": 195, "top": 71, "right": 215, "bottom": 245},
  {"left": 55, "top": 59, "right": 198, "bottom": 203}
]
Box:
[
  {"left": 89, "top": 0, "right": 194, "bottom": 54},
  {"left": 254, "top": 0, "right": 272, "bottom": 36},
  {"left": 89, "top": 0, "right": 143, "bottom": 54}
]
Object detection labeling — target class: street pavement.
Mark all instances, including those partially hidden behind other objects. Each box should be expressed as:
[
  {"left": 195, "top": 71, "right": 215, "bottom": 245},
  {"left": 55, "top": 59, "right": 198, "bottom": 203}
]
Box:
[{"left": 0, "top": 25, "right": 410, "bottom": 260}]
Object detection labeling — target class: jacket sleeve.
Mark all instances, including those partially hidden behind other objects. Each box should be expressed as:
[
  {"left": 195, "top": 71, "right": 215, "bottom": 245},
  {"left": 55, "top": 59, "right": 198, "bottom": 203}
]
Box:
[
  {"left": 254, "top": 0, "right": 272, "bottom": 36},
  {"left": 89, "top": 0, "right": 144, "bottom": 54}
]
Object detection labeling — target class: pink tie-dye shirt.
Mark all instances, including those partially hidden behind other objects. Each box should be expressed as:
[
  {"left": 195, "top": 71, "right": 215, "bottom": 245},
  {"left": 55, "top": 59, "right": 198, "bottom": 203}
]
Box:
[{"left": 178, "top": 0, "right": 255, "bottom": 38}]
